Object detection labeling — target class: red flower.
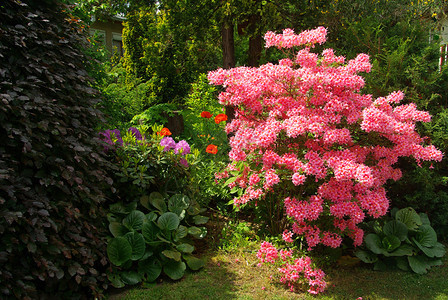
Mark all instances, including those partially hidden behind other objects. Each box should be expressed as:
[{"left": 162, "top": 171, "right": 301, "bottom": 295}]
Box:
[
  {"left": 206, "top": 144, "right": 218, "bottom": 154},
  {"left": 158, "top": 127, "right": 172, "bottom": 136},
  {"left": 201, "top": 111, "right": 213, "bottom": 118},
  {"left": 214, "top": 113, "right": 228, "bottom": 124}
]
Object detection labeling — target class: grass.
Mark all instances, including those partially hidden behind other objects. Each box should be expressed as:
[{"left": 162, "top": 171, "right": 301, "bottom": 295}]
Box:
[{"left": 108, "top": 212, "right": 448, "bottom": 300}]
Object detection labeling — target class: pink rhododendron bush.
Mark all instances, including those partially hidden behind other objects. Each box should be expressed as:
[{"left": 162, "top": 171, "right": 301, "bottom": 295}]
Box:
[{"left": 208, "top": 27, "right": 443, "bottom": 294}]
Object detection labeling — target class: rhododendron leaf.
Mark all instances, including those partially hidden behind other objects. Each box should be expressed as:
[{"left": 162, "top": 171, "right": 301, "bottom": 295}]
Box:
[
  {"left": 193, "top": 215, "right": 209, "bottom": 225},
  {"left": 163, "top": 260, "right": 186, "bottom": 280},
  {"left": 224, "top": 176, "right": 237, "bottom": 186},
  {"left": 176, "top": 243, "right": 194, "bottom": 254},
  {"left": 168, "top": 194, "right": 190, "bottom": 216},
  {"left": 123, "top": 210, "right": 146, "bottom": 231},
  {"left": 124, "top": 232, "right": 145, "bottom": 261},
  {"left": 138, "top": 258, "right": 162, "bottom": 282},
  {"left": 107, "top": 237, "right": 132, "bottom": 266},
  {"left": 149, "top": 192, "right": 167, "bottom": 212},
  {"left": 120, "top": 271, "right": 141, "bottom": 285},
  {"left": 365, "top": 234, "right": 384, "bottom": 255},
  {"left": 355, "top": 249, "right": 378, "bottom": 263},
  {"left": 109, "top": 222, "right": 129, "bottom": 237},
  {"left": 414, "top": 225, "right": 437, "bottom": 247},
  {"left": 383, "top": 220, "right": 408, "bottom": 241},
  {"left": 157, "top": 212, "right": 180, "bottom": 231},
  {"left": 396, "top": 207, "right": 422, "bottom": 230},
  {"left": 162, "top": 250, "right": 181, "bottom": 261},
  {"left": 183, "top": 255, "right": 205, "bottom": 270}
]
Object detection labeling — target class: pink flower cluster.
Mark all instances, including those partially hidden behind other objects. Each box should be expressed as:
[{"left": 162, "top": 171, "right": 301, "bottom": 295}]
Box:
[
  {"left": 208, "top": 27, "right": 443, "bottom": 250},
  {"left": 257, "top": 242, "right": 327, "bottom": 294}
]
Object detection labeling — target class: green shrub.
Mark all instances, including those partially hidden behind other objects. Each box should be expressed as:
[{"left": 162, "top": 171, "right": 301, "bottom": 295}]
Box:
[
  {"left": 355, "top": 207, "right": 446, "bottom": 274},
  {"left": 0, "top": 1, "right": 113, "bottom": 298}
]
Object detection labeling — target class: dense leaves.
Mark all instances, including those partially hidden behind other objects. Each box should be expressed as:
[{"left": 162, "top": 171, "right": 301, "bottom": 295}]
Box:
[{"left": 0, "top": 0, "right": 113, "bottom": 298}]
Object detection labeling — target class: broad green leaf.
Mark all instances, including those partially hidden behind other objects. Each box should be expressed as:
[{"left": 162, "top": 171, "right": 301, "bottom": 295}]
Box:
[
  {"left": 414, "top": 240, "right": 446, "bottom": 258},
  {"left": 193, "top": 215, "right": 209, "bottom": 225},
  {"left": 138, "top": 258, "right": 162, "bottom": 282},
  {"left": 141, "top": 250, "right": 153, "bottom": 260},
  {"left": 124, "top": 232, "right": 145, "bottom": 261},
  {"left": 396, "top": 207, "right": 422, "bottom": 230},
  {"left": 414, "top": 225, "right": 437, "bottom": 247},
  {"left": 395, "top": 256, "right": 410, "bottom": 271},
  {"left": 157, "top": 212, "right": 180, "bottom": 231},
  {"left": 163, "top": 260, "right": 186, "bottom": 280},
  {"left": 176, "top": 243, "right": 194, "bottom": 254},
  {"left": 365, "top": 234, "right": 384, "bottom": 255},
  {"left": 419, "top": 213, "right": 431, "bottom": 226},
  {"left": 107, "top": 273, "right": 125, "bottom": 288},
  {"left": 123, "top": 210, "right": 145, "bottom": 231},
  {"left": 183, "top": 255, "right": 205, "bottom": 270},
  {"left": 107, "top": 237, "right": 132, "bottom": 266},
  {"left": 175, "top": 225, "right": 188, "bottom": 240},
  {"left": 384, "top": 243, "right": 415, "bottom": 257},
  {"left": 146, "top": 212, "right": 158, "bottom": 222},
  {"left": 162, "top": 250, "right": 181, "bottom": 261},
  {"left": 149, "top": 192, "right": 167, "bottom": 212},
  {"left": 408, "top": 255, "right": 432, "bottom": 274},
  {"left": 383, "top": 220, "right": 408, "bottom": 241},
  {"left": 382, "top": 235, "right": 401, "bottom": 252},
  {"left": 373, "top": 260, "right": 387, "bottom": 271},
  {"left": 142, "top": 221, "right": 160, "bottom": 242},
  {"left": 354, "top": 249, "right": 378, "bottom": 264},
  {"left": 187, "top": 199, "right": 201, "bottom": 216},
  {"left": 109, "top": 222, "right": 129, "bottom": 237},
  {"left": 120, "top": 271, "right": 141, "bottom": 285},
  {"left": 168, "top": 194, "right": 190, "bottom": 215},
  {"left": 140, "top": 195, "right": 151, "bottom": 210},
  {"left": 110, "top": 202, "right": 136, "bottom": 214},
  {"left": 188, "top": 226, "right": 207, "bottom": 239}
]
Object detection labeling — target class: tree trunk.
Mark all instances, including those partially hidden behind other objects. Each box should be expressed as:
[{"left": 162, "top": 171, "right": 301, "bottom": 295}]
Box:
[
  {"left": 247, "top": 14, "right": 262, "bottom": 67},
  {"left": 221, "top": 17, "right": 236, "bottom": 121}
]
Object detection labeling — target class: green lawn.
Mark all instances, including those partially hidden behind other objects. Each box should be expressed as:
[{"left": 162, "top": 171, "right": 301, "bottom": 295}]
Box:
[{"left": 108, "top": 213, "right": 448, "bottom": 300}]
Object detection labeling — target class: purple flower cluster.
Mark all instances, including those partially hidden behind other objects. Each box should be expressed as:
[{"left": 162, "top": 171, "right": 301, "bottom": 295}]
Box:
[
  {"left": 99, "top": 127, "right": 144, "bottom": 151},
  {"left": 159, "top": 137, "right": 191, "bottom": 167},
  {"left": 160, "top": 137, "right": 190, "bottom": 155},
  {"left": 99, "top": 129, "right": 123, "bottom": 151}
]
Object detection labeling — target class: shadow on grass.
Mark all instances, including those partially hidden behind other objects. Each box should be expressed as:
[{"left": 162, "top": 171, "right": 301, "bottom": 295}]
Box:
[
  {"left": 110, "top": 256, "right": 238, "bottom": 300},
  {"left": 323, "top": 258, "right": 448, "bottom": 300}
]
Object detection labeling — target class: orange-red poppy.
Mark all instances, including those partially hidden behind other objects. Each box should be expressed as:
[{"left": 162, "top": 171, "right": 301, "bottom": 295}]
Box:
[
  {"left": 157, "top": 127, "right": 172, "bottom": 136},
  {"left": 201, "top": 111, "right": 213, "bottom": 118},
  {"left": 206, "top": 144, "right": 218, "bottom": 154},
  {"left": 214, "top": 113, "right": 228, "bottom": 124}
]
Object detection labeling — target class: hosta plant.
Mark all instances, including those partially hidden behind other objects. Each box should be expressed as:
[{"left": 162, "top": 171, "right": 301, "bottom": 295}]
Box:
[
  {"left": 106, "top": 192, "right": 208, "bottom": 287},
  {"left": 355, "top": 207, "right": 446, "bottom": 274}
]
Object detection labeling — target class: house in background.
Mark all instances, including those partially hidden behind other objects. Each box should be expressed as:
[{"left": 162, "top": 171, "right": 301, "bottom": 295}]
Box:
[
  {"left": 439, "top": 16, "right": 448, "bottom": 68},
  {"left": 89, "top": 14, "right": 125, "bottom": 57}
]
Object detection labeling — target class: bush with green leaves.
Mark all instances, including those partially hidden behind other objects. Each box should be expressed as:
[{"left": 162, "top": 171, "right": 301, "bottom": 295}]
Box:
[
  {"left": 106, "top": 192, "right": 208, "bottom": 287},
  {"left": 355, "top": 207, "right": 446, "bottom": 274},
  {"left": 0, "top": 1, "right": 114, "bottom": 298}
]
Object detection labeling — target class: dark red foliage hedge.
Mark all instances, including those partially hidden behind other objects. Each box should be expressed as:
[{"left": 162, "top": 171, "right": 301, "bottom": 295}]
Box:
[{"left": 0, "top": 0, "right": 114, "bottom": 298}]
